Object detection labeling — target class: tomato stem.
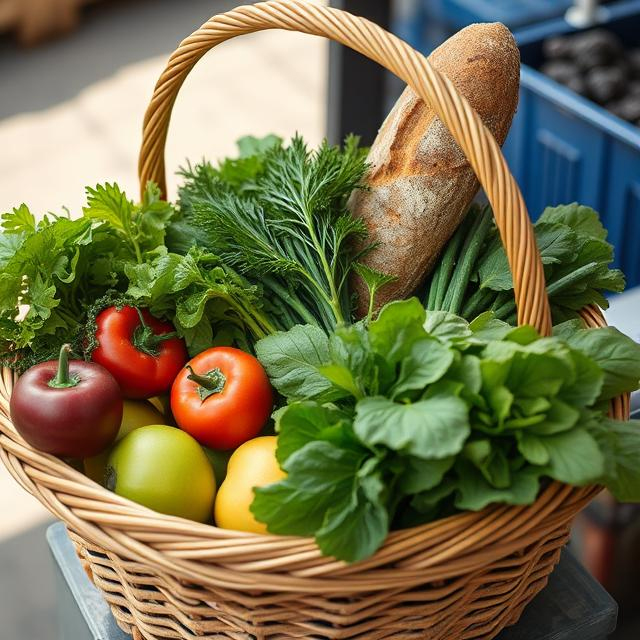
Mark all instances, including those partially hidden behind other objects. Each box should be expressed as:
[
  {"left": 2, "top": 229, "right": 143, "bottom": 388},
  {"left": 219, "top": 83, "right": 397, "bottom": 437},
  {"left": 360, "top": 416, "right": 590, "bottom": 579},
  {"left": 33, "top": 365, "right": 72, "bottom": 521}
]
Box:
[
  {"left": 186, "top": 365, "right": 227, "bottom": 402},
  {"left": 48, "top": 344, "right": 80, "bottom": 389},
  {"left": 133, "top": 308, "right": 178, "bottom": 357}
]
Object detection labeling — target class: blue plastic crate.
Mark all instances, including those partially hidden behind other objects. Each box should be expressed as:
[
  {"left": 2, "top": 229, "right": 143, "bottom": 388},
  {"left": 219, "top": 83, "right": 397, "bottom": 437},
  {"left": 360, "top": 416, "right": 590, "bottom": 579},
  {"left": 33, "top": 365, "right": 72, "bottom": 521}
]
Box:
[
  {"left": 439, "top": 0, "right": 576, "bottom": 31},
  {"left": 404, "top": 0, "right": 616, "bottom": 52},
  {"left": 394, "top": 1, "right": 609, "bottom": 57},
  {"left": 505, "top": 0, "right": 640, "bottom": 288},
  {"left": 393, "top": 0, "right": 450, "bottom": 53}
]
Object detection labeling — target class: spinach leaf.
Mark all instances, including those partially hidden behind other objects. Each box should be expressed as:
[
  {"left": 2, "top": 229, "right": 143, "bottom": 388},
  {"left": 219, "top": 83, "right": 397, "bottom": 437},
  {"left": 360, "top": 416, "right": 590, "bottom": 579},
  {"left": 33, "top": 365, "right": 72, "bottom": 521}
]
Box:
[
  {"left": 369, "top": 298, "right": 428, "bottom": 364},
  {"left": 255, "top": 325, "right": 345, "bottom": 402},
  {"left": 566, "top": 327, "right": 640, "bottom": 402},
  {"left": 390, "top": 339, "right": 454, "bottom": 399},
  {"left": 354, "top": 395, "right": 470, "bottom": 459},
  {"left": 455, "top": 460, "right": 542, "bottom": 510},
  {"left": 543, "top": 428, "right": 604, "bottom": 485}
]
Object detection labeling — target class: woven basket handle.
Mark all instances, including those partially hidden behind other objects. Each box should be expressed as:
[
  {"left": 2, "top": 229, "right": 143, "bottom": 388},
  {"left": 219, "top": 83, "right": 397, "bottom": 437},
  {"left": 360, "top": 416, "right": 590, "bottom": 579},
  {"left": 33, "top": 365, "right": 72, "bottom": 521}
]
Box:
[{"left": 138, "top": 0, "right": 551, "bottom": 335}]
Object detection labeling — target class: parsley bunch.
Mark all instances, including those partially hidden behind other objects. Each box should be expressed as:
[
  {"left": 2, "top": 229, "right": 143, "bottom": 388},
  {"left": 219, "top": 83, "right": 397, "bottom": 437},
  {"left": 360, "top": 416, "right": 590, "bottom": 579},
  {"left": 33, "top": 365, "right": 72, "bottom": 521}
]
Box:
[{"left": 0, "top": 184, "right": 174, "bottom": 369}]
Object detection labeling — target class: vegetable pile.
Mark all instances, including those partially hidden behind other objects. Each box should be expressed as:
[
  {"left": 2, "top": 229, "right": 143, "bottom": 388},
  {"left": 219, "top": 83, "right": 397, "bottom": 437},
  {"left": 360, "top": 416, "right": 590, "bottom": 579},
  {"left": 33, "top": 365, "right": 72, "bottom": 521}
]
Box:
[
  {"left": 540, "top": 28, "right": 640, "bottom": 125},
  {"left": 2, "top": 134, "right": 639, "bottom": 565}
]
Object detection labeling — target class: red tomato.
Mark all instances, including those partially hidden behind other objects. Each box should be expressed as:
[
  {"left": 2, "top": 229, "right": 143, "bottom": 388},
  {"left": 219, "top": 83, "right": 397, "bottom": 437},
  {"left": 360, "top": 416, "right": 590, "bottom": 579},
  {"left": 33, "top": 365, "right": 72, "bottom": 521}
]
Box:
[
  {"left": 171, "top": 347, "right": 273, "bottom": 450},
  {"left": 92, "top": 306, "right": 188, "bottom": 399}
]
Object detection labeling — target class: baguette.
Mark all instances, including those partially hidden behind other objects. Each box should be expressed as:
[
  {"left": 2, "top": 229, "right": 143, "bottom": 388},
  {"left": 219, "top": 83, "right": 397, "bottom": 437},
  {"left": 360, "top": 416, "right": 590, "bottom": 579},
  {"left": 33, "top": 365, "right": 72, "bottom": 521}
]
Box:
[{"left": 350, "top": 23, "right": 520, "bottom": 316}]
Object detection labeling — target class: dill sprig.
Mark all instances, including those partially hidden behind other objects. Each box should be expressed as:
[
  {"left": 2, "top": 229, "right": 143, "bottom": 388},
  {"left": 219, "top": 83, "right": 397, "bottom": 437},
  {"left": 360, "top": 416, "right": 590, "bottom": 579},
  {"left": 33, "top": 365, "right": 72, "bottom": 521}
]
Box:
[{"left": 176, "top": 134, "right": 370, "bottom": 333}]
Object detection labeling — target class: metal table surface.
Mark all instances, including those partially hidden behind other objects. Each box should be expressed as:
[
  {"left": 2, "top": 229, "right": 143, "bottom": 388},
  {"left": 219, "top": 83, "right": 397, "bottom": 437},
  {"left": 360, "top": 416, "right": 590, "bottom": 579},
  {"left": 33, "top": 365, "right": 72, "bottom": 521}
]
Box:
[{"left": 47, "top": 522, "right": 618, "bottom": 640}]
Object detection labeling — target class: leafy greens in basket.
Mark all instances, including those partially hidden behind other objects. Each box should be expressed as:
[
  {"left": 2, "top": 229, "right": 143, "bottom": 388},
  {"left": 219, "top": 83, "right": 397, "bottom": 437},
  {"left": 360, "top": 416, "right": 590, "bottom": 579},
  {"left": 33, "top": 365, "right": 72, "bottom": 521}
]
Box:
[
  {"left": 0, "top": 135, "right": 374, "bottom": 368},
  {"left": 252, "top": 298, "right": 640, "bottom": 562},
  {"left": 2, "top": 133, "right": 639, "bottom": 567},
  {"left": 425, "top": 202, "right": 625, "bottom": 323}
]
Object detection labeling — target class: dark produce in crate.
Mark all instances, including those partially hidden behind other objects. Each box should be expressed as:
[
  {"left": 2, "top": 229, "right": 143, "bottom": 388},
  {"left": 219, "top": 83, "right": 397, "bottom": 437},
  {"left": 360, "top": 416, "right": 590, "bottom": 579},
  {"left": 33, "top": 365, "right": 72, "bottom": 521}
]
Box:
[
  {"left": 541, "top": 28, "right": 640, "bottom": 124},
  {"left": 572, "top": 29, "right": 622, "bottom": 71}
]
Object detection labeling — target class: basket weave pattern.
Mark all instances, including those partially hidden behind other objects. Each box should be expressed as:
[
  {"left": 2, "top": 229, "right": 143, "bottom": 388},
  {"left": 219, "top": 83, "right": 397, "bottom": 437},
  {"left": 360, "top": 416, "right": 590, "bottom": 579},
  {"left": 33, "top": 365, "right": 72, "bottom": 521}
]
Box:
[{"left": 0, "top": 2, "right": 630, "bottom": 639}]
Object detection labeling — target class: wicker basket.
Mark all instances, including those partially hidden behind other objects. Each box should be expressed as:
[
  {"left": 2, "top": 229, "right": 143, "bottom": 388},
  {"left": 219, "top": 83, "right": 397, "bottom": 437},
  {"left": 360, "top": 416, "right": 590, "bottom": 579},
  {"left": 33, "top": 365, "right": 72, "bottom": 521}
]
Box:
[{"left": 0, "top": 2, "right": 631, "bottom": 639}]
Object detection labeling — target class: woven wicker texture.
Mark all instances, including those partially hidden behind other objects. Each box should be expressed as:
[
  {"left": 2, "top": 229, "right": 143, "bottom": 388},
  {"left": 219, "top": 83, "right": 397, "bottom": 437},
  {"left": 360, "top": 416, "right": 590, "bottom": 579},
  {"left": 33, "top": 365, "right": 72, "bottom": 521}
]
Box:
[{"left": 0, "top": 2, "right": 630, "bottom": 639}]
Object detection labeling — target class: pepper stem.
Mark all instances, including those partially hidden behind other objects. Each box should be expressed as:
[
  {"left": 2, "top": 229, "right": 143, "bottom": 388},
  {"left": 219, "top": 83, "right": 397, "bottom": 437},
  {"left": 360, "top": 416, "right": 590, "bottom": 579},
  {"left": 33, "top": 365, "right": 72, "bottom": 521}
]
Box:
[
  {"left": 48, "top": 344, "right": 80, "bottom": 389},
  {"left": 133, "top": 307, "right": 177, "bottom": 357},
  {"left": 186, "top": 365, "right": 227, "bottom": 402}
]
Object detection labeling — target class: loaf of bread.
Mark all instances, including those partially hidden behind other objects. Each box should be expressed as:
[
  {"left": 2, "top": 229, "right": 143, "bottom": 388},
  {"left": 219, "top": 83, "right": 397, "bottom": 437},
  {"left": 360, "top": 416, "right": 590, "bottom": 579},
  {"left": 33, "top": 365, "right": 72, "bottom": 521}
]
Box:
[{"left": 350, "top": 23, "right": 520, "bottom": 316}]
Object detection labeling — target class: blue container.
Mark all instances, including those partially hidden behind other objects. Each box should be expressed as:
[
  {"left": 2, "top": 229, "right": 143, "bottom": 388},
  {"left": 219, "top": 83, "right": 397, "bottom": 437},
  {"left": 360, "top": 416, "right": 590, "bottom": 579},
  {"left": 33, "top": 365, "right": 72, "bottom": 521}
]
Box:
[
  {"left": 393, "top": 0, "right": 449, "bottom": 53},
  {"left": 439, "top": 0, "right": 576, "bottom": 31},
  {"left": 406, "top": 0, "right": 611, "bottom": 51},
  {"left": 394, "top": 1, "right": 616, "bottom": 58},
  {"left": 506, "top": 0, "right": 640, "bottom": 288}
]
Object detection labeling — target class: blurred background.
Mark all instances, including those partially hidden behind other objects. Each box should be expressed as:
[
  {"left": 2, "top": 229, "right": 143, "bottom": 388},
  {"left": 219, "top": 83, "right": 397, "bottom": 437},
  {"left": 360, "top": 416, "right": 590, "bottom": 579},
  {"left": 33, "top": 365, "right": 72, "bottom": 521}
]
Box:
[{"left": 0, "top": 0, "right": 639, "bottom": 638}]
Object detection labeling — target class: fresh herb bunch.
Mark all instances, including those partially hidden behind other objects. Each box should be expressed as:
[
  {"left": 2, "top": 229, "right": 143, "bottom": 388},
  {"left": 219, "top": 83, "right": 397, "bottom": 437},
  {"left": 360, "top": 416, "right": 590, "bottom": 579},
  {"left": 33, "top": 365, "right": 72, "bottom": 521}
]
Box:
[
  {"left": 173, "top": 134, "right": 371, "bottom": 332},
  {"left": 0, "top": 135, "right": 375, "bottom": 368},
  {"left": 253, "top": 298, "right": 640, "bottom": 562},
  {"left": 0, "top": 181, "right": 281, "bottom": 368},
  {"left": 123, "top": 246, "right": 277, "bottom": 356},
  {"left": 425, "top": 203, "right": 625, "bottom": 323},
  {"left": 0, "top": 184, "right": 174, "bottom": 370}
]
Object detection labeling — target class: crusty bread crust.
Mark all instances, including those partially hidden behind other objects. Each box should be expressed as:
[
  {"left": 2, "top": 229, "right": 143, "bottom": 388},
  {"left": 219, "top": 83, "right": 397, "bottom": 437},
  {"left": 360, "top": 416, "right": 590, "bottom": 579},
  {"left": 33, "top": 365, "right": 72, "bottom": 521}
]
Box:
[{"left": 350, "top": 22, "right": 520, "bottom": 316}]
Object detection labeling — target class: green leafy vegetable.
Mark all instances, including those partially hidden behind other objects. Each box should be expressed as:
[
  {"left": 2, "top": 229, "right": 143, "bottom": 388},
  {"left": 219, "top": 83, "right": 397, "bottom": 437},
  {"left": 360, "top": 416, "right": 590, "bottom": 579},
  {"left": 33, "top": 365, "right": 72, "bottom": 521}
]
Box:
[
  {"left": 0, "top": 135, "right": 374, "bottom": 369},
  {"left": 253, "top": 298, "right": 640, "bottom": 563},
  {"left": 353, "top": 395, "right": 469, "bottom": 458},
  {"left": 174, "top": 134, "right": 370, "bottom": 332},
  {"left": 426, "top": 203, "right": 625, "bottom": 324},
  {"left": 254, "top": 325, "right": 345, "bottom": 402}
]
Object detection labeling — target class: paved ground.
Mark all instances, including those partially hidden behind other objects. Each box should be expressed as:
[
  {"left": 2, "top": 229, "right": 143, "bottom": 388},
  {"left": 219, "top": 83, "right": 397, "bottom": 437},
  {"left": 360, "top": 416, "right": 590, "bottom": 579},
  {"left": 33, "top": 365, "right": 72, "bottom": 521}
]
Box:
[
  {"left": 0, "top": 522, "right": 56, "bottom": 640},
  {"left": 0, "top": 0, "right": 326, "bottom": 215}
]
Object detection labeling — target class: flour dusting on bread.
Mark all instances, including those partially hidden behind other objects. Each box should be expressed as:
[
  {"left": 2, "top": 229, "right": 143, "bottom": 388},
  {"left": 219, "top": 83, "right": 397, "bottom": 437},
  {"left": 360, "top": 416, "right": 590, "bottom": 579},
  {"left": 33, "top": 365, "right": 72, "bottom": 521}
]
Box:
[{"left": 350, "top": 23, "right": 520, "bottom": 316}]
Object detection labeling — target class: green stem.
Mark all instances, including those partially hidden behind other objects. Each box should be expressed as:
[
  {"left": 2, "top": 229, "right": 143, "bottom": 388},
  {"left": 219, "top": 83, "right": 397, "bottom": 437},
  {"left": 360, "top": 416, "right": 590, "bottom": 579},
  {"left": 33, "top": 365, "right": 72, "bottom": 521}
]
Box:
[
  {"left": 429, "top": 215, "right": 471, "bottom": 310},
  {"left": 225, "top": 296, "right": 273, "bottom": 339},
  {"left": 123, "top": 213, "right": 143, "bottom": 264},
  {"left": 132, "top": 240, "right": 143, "bottom": 264},
  {"left": 48, "top": 344, "right": 79, "bottom": 389},
  {"left": 493, "top": 298, "right": 516, "bottom": 320},
  {"left": 133, "top": 308, "right": 177, "bottom": 357},
  {"left": 491, "top": 291, "right": 513, "bottom": 311},
  {"left": 492, "top": 262, "right": 601, "bottom": 322},
  {"left": 304, "top": 208, "right": 344, "bottom": 325},
  {"left": 490, "top": 261, "right": 593, "bottom": 320},
  {"left": 547, "top": 262, "right": 599, "bottom": 296},
  {"left": 461, "top": 287, "right": 496, "bottom": 320},
  {"left": 186, "top": 365, "right": 227, "bottom": 402},
  {"left": 442, "top": 207, "right": 493, "bottom": 315},
  {"left": 367, "top": 285, "right": 377, "bottom": 323},
  {"left": 264, "top": 278, "right": 318, "bottom": 327},
  {"left": 426, "top": 268, "right": 442, "bottom": 310}
]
